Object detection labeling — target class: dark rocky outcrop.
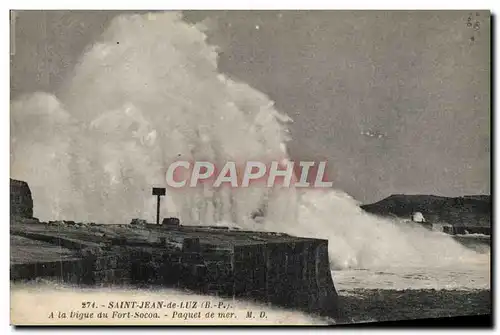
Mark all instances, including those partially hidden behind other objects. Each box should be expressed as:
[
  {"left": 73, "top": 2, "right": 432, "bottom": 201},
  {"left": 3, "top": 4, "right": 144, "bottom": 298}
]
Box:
[
  {"left": 10, "top": 179, "right": 34, "bottom": 219},
  {"left": 361, "top": 194, "right": 491, "bottom": 234}
]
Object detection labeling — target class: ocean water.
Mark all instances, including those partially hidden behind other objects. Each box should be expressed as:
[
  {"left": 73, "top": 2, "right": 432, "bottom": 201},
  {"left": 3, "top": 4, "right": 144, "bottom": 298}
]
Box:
[
  {"left": 334, "top": 262, "right": 490, "bottom": 291},
  {"left": 10, "top": 12, "right": 490, "bottom": 289}
]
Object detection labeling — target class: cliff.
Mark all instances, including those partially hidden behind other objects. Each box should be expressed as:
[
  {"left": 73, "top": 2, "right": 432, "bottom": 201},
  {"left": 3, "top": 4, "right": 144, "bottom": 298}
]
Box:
[
  {"left": 361, "top": 194, "right": 491, "bottom": 229},
  {"left": 10, "top": 179, "right": 34, "bottom": 219}
]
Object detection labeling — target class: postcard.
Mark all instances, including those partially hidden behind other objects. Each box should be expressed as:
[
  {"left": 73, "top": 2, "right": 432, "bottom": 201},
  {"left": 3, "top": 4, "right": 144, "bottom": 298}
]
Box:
[{"left": 10, "top": 10, "right": 491, "bottom": 326}]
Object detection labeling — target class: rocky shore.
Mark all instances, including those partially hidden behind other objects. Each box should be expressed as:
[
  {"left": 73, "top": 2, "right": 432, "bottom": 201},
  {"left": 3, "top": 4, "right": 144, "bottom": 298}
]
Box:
[{"left": 338, "top": 289, "right": 491, "bottom": 324}]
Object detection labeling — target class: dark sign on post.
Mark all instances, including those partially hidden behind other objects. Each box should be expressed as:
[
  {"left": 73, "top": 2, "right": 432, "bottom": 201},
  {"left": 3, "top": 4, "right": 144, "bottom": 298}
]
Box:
[
  {"left": 152, "top": 187, "right": 166, "bottom": 224},
  {"left": 152, "top": 187, "right": 166, "bottom": 196}
]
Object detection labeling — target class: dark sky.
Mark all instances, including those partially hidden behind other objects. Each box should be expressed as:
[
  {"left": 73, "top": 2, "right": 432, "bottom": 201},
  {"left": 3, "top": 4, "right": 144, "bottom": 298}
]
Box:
[{"left": 10, "top": 10, "right": 491, "bottom": 203}]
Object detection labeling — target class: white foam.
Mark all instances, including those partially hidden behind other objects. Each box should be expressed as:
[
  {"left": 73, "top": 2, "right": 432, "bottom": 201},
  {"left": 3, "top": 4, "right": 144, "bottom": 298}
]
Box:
[{"left": 11, "top": 282, "right": 327, "bottom": 325}]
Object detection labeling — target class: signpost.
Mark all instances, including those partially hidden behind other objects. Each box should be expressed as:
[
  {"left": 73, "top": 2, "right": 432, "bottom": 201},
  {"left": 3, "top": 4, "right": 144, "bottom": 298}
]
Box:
[{"left": 152, "top": 187, "right": 166, "bottom": 225}]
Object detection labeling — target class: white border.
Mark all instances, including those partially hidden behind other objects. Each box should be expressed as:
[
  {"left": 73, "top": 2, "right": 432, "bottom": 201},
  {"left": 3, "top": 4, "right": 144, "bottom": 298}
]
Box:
[
  {"left": 2, "top": 1, "right": 498, "bottom": 334},
  {"left": 2, "top": 1, "right": 500, "bottom": 10}
]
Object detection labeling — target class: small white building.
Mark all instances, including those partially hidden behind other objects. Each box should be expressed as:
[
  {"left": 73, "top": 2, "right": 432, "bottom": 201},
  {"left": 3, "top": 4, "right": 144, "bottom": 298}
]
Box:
[{"left": 412, "top": 212, "right": 426, "bottom": 223}]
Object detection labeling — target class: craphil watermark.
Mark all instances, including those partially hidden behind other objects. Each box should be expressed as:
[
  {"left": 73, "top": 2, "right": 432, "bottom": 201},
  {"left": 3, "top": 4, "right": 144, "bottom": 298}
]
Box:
[{"left": 165, "top": 160, "right": 333, "bottom": 188}]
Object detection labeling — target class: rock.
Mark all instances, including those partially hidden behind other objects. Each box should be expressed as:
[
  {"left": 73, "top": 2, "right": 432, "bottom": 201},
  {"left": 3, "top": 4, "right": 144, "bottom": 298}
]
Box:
[
  {"left": 162, "top": 217, "right": 180, "bottom": 226},
  {"left": 10, "top": 179, "right": 33, "bottom": 219},
  {"left": 130, "top": 218, "right": 147, "bottom": 225}
]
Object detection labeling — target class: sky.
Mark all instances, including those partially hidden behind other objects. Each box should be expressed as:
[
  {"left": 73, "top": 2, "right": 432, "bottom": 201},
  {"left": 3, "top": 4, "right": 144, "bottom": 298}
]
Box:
[{"left": 10, "top": 10, "right": 491, "bottom": 203}]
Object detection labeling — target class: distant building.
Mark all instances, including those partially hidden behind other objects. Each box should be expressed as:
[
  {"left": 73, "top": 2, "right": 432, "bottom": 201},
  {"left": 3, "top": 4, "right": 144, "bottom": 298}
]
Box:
[{"left": 411, "top": 212, "right": 426, "bottom": 223}]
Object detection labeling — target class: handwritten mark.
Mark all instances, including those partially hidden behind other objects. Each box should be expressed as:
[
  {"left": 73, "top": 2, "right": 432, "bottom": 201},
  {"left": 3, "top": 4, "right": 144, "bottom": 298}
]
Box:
[{"left": 466, "top": 12, "right": 482, "bottom": 44}]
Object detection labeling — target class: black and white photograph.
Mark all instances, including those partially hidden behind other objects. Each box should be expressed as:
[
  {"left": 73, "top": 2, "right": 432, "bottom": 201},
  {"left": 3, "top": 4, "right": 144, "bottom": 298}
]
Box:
[{"left": 9, "top": 10, "right": 491, "bottom": 326}]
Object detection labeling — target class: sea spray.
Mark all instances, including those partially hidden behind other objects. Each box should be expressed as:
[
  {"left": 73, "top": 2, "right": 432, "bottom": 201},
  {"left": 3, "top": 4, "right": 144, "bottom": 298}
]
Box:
[{"left": 10, "top": 12, "right": 487, "bottom": 270}]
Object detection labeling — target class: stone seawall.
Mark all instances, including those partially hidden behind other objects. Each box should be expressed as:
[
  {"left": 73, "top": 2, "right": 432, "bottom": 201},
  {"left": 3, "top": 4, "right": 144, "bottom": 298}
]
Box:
[
  {"left": 10, "top": 179, "right": 340, "bottom": 319},
  {"left": 11, "top": 232, "right": 339, "bottom": 319},
  {"left": 11, "top": 255, "right": 131, "bottom": 286}
]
